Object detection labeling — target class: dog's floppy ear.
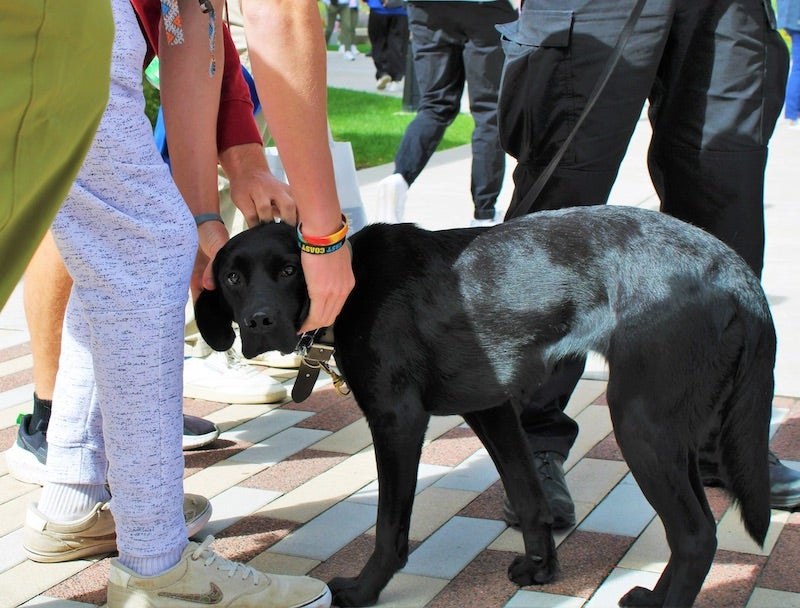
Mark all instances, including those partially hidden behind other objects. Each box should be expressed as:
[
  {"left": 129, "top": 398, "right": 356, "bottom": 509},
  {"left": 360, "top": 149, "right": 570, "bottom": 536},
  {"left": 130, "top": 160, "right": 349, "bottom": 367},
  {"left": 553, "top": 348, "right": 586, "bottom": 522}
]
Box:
[{"left": 194, "top": 288, "right": 236, "bottom": 352}]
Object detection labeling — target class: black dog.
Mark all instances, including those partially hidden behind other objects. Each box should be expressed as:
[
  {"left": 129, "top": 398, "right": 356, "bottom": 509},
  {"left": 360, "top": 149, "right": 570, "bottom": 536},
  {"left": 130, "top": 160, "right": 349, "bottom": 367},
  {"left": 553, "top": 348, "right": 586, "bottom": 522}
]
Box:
[{"left": 195, "top": 205, "right": 775, "bottom": 607}]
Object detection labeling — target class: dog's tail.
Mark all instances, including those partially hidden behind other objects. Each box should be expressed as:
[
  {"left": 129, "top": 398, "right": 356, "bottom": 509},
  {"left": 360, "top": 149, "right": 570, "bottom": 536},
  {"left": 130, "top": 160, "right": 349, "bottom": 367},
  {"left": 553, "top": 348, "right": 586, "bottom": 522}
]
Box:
[{"left": 717, "top": 294, "right": 776, "bottom": 546}]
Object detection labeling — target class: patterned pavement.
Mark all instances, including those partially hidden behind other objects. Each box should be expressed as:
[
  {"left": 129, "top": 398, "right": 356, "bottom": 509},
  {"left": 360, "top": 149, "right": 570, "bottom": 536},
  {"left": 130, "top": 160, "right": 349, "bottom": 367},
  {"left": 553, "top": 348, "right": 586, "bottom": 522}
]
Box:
[{"left": 2, "top": 350, "right": 800, "bottom": 607}]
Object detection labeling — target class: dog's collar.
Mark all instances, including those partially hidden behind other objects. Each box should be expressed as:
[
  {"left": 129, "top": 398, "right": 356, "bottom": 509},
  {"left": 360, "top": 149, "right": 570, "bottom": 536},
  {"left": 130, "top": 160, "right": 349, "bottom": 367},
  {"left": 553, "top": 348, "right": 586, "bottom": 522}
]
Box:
[{"left": 291, "top": 326, "right": 348, "bottom": 402}]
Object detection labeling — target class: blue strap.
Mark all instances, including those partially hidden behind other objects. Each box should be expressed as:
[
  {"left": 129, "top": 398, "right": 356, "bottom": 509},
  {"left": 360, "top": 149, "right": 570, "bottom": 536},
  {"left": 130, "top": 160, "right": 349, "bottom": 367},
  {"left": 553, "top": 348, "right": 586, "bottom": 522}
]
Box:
[{"left": 241, "top": 65, "right": 261, "bottom": 115}]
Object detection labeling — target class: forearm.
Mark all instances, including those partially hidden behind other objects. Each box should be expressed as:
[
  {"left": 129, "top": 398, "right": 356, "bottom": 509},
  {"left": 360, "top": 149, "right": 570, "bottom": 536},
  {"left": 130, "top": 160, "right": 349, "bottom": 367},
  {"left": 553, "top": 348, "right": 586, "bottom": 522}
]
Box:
[
  {"left": 242, "top": 0, "right": 342, "bottom": 237},
  {"left": 159, "top": 0, "right": 223, "bottom": 221}
]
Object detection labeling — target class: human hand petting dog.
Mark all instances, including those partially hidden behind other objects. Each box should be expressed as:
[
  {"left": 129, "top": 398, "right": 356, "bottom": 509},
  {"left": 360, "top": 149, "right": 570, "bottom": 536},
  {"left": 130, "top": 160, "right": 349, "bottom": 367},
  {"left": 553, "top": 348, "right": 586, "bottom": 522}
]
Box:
[
  {"left": 219, "top": 142, "right": 297, "bottom": 227},
  {"left": 299, "top": 244, "right": 354, "bottom": 333},
  {"left": 192, "top": 202, "right": 354, "bottom": 333},
  {"left": 193, "top": 219, "right": 229, "bottom": 301},
  {"left": 190, "top": 142, "right": 299, "bottom": 301}
]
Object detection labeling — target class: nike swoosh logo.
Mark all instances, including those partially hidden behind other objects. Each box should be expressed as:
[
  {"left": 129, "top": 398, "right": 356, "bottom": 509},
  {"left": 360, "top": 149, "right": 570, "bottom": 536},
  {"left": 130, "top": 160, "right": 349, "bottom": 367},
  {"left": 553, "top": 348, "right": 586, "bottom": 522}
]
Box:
[{"left": 158, "top": 582, "right": 223, "bottom": 604}]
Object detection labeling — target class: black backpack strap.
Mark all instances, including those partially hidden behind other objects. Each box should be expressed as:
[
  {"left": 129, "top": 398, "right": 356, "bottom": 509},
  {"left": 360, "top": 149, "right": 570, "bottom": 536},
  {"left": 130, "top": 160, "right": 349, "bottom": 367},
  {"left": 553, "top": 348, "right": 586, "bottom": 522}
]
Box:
[{"left": 505, "top": 0, "right": 648, "bottom": 220}]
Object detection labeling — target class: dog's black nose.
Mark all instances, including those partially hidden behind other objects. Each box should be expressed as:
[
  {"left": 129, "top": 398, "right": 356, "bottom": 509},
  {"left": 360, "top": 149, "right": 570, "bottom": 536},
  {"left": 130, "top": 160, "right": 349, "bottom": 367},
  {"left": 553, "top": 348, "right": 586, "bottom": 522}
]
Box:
[{"left": 245, "top": 312, "right": 273, "bottom": 329}]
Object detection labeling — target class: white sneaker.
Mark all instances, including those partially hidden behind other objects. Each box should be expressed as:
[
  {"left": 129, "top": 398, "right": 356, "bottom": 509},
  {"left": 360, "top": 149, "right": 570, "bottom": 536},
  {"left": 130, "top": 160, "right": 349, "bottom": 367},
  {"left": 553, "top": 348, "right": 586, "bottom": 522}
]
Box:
[
  {"left": 469, "top": 209, "right": 505, "bottom": 227},
  {"left": 107, "top": 536, "right": 332, "bottom": 608},
  {"left": 375, "top": 173, "right": 408, "bottom": 223},
  {"left": 249, "top": 350, "right": 303, "bottom": 369},
  {"left": 376, "top": 74, "right": 392, "bottom": 90},
  {"left": 344, "top": 50, "right": 355, "bottom": 61},
  {"left": 184, "top": 350, "right": 287, "bottom": 404},
  {"left": 349, "top": 45, "right": 360, "bottom": 56},
  {"left": 182, "top": 414, "right": 220, "bottom": 450},
  {"left": 24, "top": 494, "right": 212, "bottom": 563},
  {"left": 387, "top": 80, "right": 401, "bottom": 92}
]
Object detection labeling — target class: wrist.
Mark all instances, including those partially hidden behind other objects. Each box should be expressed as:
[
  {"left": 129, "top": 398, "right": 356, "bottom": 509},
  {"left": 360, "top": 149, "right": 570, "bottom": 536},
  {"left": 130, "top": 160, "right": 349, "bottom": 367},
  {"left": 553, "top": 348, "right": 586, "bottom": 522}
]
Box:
[
  {"left": 297, "top": 214, "right": 349, "bottom": 254},
  {"left": 194, "top": 213, "right": 224, "bottom": 227},
  {"left": 219, "top": 142, "right": 266, "bottom": 178}
]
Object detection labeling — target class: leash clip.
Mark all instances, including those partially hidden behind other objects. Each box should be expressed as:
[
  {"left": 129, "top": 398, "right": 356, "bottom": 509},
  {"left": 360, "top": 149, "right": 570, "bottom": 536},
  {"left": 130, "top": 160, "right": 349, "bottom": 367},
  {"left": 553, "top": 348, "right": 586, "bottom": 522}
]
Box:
[
  {"left": 291, "top": 338, "right": 350, "bottom": 402},
  {"left": 294, "top": 330, "right": 320, "bottom": 358}
]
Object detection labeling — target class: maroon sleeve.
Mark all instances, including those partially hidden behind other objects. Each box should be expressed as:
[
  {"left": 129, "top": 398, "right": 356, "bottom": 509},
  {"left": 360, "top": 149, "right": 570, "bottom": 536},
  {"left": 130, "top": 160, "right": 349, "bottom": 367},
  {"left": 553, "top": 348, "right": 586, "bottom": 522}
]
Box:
[
  {"left": 131, "top": 0, "right": 262, "bottom": 152},
  {"left": 216, "top": 22, "right": 262, "bottom": 151}
]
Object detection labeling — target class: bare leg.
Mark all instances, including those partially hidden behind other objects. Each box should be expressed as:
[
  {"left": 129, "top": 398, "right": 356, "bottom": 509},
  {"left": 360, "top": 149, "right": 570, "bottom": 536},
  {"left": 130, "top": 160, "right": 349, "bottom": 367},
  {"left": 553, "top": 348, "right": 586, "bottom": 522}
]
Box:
[{"left": 24, "top": 231, "right": 72, "bottom": 402}]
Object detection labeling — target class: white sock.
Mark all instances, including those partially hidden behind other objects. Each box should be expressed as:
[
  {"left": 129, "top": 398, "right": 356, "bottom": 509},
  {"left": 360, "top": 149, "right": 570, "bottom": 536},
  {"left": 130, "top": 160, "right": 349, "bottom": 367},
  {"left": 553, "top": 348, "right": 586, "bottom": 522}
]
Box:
[
  {"left": 119, "top": 543, "right": 187, "bottom": 577},
  {"left": 38, "top": 482, "right": 111, "bottom": 522}
]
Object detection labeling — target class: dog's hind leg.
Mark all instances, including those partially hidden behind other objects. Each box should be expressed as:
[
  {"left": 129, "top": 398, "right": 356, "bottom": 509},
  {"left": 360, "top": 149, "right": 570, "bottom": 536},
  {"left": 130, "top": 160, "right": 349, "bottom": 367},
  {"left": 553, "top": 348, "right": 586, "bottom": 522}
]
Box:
[
  {"left": 329, "top": 392, "right": 431, "bottom": 607},
  {"left": 463, "top": 403, "right": 559, "bottom": 586},
  {"left": 609, "top": 389, "right": 716, "bottom": 608}
]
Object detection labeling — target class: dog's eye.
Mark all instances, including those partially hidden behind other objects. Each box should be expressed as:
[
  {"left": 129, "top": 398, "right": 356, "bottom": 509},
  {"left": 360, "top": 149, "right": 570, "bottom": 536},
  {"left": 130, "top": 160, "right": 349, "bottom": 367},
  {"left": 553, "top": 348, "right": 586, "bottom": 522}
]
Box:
[
  {"left": 280, "top": 264, "right": 297, "bottom": 278},
  {"left": 226, "top": 272, "right": 241, "bottom": 286}
]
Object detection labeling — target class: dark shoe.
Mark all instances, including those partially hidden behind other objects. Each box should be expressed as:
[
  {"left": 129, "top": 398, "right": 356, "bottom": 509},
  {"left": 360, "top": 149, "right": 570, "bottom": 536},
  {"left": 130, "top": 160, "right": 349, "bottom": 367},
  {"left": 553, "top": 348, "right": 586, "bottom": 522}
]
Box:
[
  {"left": 5, "top": 413, "right": 48, "bottom": 485},
  {"left": 503, "top": 451, "right": 576, "bottom": 530},
  {"left": 701, "top": 450, "right": 800, "bottom": 511},
  {"left": 182, "top": 414, "right": 220, "bottom": 450},
  {"left": 6, "top": 412, "right": 218, "bottom": 485},
  {"left": 767, "top": 452, "right": 800, "bottom": 511}
]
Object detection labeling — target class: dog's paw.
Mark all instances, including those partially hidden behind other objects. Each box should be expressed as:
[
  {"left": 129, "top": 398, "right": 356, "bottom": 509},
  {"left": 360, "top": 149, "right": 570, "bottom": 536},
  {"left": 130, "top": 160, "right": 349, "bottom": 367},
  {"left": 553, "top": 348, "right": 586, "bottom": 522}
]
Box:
[
  {"left": 618, "top": 586, "right": 662, "bottom": 607},
  {"left": 507, "top": 554, "right": 558, "bottom": 586},
  {"left": 329, "top": 576, "right": 380, "bottom": 607}
]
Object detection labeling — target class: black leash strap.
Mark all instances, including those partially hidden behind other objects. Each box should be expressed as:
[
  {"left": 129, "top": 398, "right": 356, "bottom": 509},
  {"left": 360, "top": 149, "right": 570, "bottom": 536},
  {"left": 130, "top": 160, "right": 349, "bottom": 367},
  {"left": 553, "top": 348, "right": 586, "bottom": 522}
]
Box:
[{"left": 506, "top": 0, "right": 648, "bottom": 219}]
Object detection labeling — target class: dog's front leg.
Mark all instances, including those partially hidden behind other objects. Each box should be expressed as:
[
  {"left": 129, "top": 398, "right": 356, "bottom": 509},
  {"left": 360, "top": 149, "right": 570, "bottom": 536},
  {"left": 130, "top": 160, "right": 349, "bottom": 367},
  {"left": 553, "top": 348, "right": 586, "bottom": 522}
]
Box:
[
  {"left": 463, "top": 405, "right": 559, "bottom": 586},
  {"left": 329, "top": 399, "right": 430, "bottom": 607}
]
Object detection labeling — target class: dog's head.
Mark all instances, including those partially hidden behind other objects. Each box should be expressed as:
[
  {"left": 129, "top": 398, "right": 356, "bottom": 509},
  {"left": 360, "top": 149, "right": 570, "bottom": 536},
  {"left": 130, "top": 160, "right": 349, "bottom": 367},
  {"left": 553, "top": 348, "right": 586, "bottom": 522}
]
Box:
[{"left": 194, "top": 222, "right": 310, "bottom": 358}]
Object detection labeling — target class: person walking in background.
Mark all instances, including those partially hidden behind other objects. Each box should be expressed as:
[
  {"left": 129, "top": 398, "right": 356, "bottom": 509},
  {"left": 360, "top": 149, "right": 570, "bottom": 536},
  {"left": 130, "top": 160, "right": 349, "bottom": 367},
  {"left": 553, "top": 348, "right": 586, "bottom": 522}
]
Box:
[
  {"left": 778, "top": 0, "right": 800, "bottom": 127},
  {"left": 374, "top": 0, "right": 518, "bottom": 226},
  {"left": 324, "top": 0, "right": 360, "bottom": 60},
  {"left": 363, "top": 0, "right": 409, "bottom": 91},
  {"left": 497, "top": 0, "right": 800, "bottom": 530}
]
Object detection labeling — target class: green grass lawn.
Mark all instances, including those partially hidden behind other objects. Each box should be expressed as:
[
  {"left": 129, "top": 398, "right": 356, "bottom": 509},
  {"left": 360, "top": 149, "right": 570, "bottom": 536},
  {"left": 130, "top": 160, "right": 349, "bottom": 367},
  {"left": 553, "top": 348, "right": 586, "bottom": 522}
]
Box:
[
  {"left": 143, "top": 81, "right": 474, "bottom": 170},
  {"left": 326, "top": 87, "right": 473, "bottom": 169}
]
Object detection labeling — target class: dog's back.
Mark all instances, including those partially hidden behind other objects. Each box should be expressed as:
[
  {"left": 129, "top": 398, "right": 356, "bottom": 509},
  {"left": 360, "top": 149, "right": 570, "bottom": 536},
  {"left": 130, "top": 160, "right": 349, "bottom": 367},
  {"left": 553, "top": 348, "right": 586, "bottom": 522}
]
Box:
[
  {"left": 465, "top": 206, "right": 775, "bottom": 544},
  {"left": 348, "top": 206, "right": 775, "bottom": 544}
]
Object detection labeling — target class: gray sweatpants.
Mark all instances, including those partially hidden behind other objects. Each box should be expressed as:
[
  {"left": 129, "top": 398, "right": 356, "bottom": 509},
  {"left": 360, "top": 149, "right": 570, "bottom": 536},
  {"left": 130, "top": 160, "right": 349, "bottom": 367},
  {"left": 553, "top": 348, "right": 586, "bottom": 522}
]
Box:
[{"left": 46, "top": 0, "right": 197, "bottom": 561}]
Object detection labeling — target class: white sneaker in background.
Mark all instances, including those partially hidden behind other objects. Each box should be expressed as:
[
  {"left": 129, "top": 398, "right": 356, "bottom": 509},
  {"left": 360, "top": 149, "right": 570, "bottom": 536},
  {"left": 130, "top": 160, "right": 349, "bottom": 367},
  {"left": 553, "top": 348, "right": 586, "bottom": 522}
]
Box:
[
  {"left": 375, "top": 173, "right": 408, "bottom": 224},
  {"left": 387, "top": 80, "right": 401, "bottom": 92},
  {"left": 376, "top": 74, "right": 392, "bottom": 90},
  {"left": 183, "top": 350, "right": 287, "bottom": 404},
  {"left": 469, "top": 209, "right": 505, "bottom": 227},
  {"left": 249, "top": 350, "right": 303, "bottom": 369},
  {"left": 344, "top": 50, "right": 355, "bottom": 61},
  {"left": 349, "top": 45, "right": 360, "bottom": 56}
]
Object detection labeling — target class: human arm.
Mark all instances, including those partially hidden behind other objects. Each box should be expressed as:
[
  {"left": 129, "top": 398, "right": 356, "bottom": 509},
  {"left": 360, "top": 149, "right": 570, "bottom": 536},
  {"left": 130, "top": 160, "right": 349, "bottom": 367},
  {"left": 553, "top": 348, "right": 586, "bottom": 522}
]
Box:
[
  {"left": 242, "top": 0, "right": 354, "bottom": 332},
  {"left": 137, "top": 1, "right": 294, "bottom": 295},
  {"left": 157, "top": 0, "right": 226, "bottom": 298}
]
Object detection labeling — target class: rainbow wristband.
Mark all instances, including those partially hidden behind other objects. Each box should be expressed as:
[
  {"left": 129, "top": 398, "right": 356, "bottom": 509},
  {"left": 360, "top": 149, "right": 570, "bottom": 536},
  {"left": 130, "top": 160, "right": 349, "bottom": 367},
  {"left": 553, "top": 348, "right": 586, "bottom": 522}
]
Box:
[{"left": 297, "top": 214, "right": 349, "bottom": 254}]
